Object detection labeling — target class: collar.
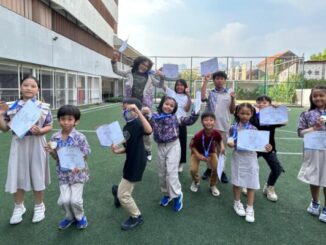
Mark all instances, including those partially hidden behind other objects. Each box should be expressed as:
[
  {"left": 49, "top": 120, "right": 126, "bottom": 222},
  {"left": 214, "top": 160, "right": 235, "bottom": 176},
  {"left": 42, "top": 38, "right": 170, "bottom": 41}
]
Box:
[
  {"left": 55, "top": 128, "right": 77, "bottom": 140},
  {"left": 213, "top": 87, "right": 228, "bottom": 93}
]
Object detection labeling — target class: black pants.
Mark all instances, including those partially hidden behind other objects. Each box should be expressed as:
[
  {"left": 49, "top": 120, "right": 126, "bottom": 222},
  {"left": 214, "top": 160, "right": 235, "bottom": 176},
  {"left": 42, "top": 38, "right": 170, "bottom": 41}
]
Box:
[
  {"left": 179, "top": 125, "right": 187, "bottom": 164},
  {"left": 258, "top": 152, "right": 284, "bottom": 186}
]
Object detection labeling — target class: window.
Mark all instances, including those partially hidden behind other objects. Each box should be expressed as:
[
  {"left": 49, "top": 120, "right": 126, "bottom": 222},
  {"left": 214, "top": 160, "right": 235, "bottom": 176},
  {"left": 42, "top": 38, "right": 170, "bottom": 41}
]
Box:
[
  {"left": 0, "top": 64, "right": 19, "bottom": 101},
  {"left": 39, "top": 70, "right": 54, "bottom": 106},
  {"left": 315, "top": 70, "right": 320, "bottom": 76},
  {"left": 55, "top": 72, "right": 66, "bottom": 108}
]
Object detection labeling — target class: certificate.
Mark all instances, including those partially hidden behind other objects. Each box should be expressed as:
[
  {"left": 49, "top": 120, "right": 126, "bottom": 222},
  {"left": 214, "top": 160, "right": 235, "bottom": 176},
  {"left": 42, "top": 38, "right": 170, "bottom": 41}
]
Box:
[
  {"left": 217, "top": 154, "right": 225, "bottom": 181},
  {"left": 237, "top": 130, "right": 270, "bottom": 152},
  {"left": 304, "top": 131, "right": 326, "bottom": 150},
  {"left": 9, "top": 100, "right": 42, "bottom": 138},
  {"left": 200, "top": 57, "right": 218, "bottom": 76},
  {"left": 57, "top": 147, "right": 85, "bottom": 170},
  {"left": 259, "top": 105, "right": 288, "bottom": 125},
  {"left": 118, "top": 38, "right": 128, "bottom": 53},
  {"left": 195, "top": 91, "right": 201, "bottom": 114},
  {"left": 162, "top": 64, "right": 179, "bottom": 79},
  {"left": 96, "top": 121, "right": 125, "bottom": 147}
]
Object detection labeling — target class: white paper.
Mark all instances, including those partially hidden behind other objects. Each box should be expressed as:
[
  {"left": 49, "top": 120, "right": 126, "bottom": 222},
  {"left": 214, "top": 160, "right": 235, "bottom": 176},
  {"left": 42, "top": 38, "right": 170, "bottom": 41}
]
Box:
[
  {"left": 237, "top": 130, "right": 270, "bottom": 152},
  {"left": 96, "top": 121, "right": 125, "bottom": 147},
  {"left": 9, "top": 100, "right": 42, "bottom": 138},
  {"left": 118, "top": 38, "right": 128, "bottom": 53},
  {"left": 195, "top": 91, "right": 201, "bottom": 114},
  {"left": 57, "top": 147, "right": 85, "bottom": 170},
  {"left": 304, "top": 131, "right": 326, "bottom": 150},
  {"left": 259, "top": 105, "right": 288, "bottom": 125},
  {"left": 217, "top": 154, "right": 225, "bottom": 181},
  {"left": 162, "top": 64, "right": 179, "bottom": 79},
  {"left": 200, "top": 57, "right": 218, "bottom": 76}
]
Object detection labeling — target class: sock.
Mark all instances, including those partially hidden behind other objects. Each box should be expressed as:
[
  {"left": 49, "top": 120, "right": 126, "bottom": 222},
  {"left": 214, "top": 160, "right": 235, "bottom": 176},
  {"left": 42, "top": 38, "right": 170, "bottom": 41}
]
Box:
[
  {"left": 234, "top": 200, "right": 241, "bottom": 205},
  {"left": 247, "top": 205, "right": 254, "bottom": 212},
  {"left": 15, "top": 202, "right": 24, "bottom": 208},
  {"left": 35, "top": 202, "right": 44, "bottom": 208},
  {"left": 312, "top": 200, "right": 320, "bottom": 207}
]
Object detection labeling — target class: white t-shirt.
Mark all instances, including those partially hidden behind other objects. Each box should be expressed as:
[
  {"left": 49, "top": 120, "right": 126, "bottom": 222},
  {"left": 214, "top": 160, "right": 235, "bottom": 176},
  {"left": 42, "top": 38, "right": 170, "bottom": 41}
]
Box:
[{"left": 166, "top": 87, "right": 189, "bottom": 118}]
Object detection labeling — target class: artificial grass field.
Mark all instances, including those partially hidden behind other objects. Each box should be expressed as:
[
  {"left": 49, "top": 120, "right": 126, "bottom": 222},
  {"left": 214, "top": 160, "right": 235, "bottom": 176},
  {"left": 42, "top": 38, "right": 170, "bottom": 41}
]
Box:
[{"left": 0, "top": 104, "right": 325, "bottom": 245}]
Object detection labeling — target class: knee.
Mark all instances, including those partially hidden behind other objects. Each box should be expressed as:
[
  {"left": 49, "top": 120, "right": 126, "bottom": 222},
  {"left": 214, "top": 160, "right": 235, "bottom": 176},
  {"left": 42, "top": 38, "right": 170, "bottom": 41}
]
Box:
[
  {"left": 70, "top": 197, "right": 83, "bottom": 208},
  {"left": 117, "top": 190, "right": 130, "bottom": 204},
  {"left": 58, "top": 197, "right": 70, "bottom": 207}
]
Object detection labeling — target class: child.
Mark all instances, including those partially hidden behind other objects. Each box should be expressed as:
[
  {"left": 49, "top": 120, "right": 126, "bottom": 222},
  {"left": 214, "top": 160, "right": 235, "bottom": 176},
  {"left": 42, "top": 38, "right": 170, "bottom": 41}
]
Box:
[
  {"left": 163, "top": 79, "right": 192, "bottom": 172},
  {"left": 45, "top": 105, "right": 90, "bottom": 229},
  {"left": 0, "top": 75, "right": 53, "bottom": 224},
  {"left": 111, "top": 52, "right": 164, "bottom": 161},
  {"left": 251, "top": 95, "right": 285, "bottom": 202},
  {"left": 143, "top": 96, "right": 199, "bottom": 212},
  {"left": 201, "top": 71, "right": 236, "bottom": 183},
  {"left": 111, "top": 98, "right": 152, "bottom": 231},
  {"left": 297, "top": 85, "right": 326, "bottom": 223},
  {"left": 189, "top": 111, "right": 224, "bottom": 196},
  {"left": 227, "top": 103, "right": 272, "bottom": 223}
]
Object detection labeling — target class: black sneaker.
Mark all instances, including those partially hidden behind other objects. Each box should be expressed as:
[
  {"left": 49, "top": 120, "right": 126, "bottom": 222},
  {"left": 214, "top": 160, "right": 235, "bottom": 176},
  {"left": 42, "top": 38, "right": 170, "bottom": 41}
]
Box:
[
  {"left": 221, "top": 172, "right": 229, "bottom": 184},
  {"left": 121, "top": 215, "right": 144, "bottom": 231},
  {"left": 112, "top": 185, "right": 121, "bottom": 208},
  {"left": 201, "top": 168, "right": 212, "bottom": 180}
]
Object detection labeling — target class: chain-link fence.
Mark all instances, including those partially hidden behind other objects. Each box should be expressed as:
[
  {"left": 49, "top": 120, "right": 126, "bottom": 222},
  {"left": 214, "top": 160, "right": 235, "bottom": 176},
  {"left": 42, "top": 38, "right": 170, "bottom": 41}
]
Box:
[{"left": 146, "top": 55, "right": 308, "bottom": 106}]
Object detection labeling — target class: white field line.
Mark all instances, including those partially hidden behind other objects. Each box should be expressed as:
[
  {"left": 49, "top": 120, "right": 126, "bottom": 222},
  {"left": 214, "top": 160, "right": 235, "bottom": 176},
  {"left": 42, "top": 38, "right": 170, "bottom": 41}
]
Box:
[
  {"left": 52, "top": 103, "right": 120, "bottom": 120},
  {"left": 278, "top": 129, "right": 297, "bottom": 134}
]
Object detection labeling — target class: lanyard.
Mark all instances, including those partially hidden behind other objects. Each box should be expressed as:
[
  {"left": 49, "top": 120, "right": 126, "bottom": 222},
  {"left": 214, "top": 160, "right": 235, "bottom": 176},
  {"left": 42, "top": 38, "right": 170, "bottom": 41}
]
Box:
[
  {"left": 202, "top": 133, "right": 213, "bottom": 158},
  {"left": 152, "top": 113, "right": 173, "bottom": 120},
  {"left": 232, "top": 122, "right": 250, "bottom": 140}
]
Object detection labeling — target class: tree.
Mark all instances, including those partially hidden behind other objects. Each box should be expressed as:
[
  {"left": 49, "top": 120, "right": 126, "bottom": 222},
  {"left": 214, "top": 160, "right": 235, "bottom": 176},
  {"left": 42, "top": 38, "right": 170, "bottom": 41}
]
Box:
[{"left": 310, "top": 49, "right": 326, "bottom": 61}]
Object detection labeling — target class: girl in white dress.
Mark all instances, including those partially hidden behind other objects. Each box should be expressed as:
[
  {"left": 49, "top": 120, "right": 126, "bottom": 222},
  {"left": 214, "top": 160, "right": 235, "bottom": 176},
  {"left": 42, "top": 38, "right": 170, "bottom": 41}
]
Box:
[
  {"left": 227, "top": 103, "right": 271, "bottom": 223},
  {"left": 0, "top": 75, "right": 53, "bottom": 225}
]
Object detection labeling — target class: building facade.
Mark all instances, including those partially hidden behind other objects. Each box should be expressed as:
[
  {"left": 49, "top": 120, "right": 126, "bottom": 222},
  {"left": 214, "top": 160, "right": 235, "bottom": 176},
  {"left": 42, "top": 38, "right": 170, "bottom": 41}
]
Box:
[{"left": 0, "top": 0, "right": 126, "bottom": 108}]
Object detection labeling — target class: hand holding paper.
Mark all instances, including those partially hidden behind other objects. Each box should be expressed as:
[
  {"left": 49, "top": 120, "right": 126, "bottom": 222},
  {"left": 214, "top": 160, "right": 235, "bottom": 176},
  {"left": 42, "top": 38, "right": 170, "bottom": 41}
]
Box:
[
  {"left": 200, "top": 58, "right": 218, "bottom": 76},
  {"left": 162, "top": 64, "right": 179, "bottom": 79},
  {"left": 195, "top": 91, "right": 201, "bottom": 114},
  {"left": 96, "top": 121, "right": 125, "bottom": 147},
  {"left": 237, "top": 130, "right": 270, "bottom": 152},
  {"left": 259, "top": 105, "right": 288, "bottom": 125}
]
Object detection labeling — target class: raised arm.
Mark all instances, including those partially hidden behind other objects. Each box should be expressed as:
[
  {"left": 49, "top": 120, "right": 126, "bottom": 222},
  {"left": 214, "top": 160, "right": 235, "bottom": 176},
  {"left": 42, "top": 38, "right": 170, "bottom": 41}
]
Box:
[
  {"left": 229, "top": 91, "right": 236, "bottom": 114},
  {"left": 111, "top": 51, "right": 129, "bottom": 77},
  {"left": 151, "top": 70, "right": 165, "bottom": 88},
  {"left": 0, "top": 107, "right": 10, "bottom": 132},
  {"left": 179, "top": 111, "right": 199, "bottom": 126},
  {"left": 184, "top": 88, "right": 192, "bottom": 112},
  {"left": 201, "top": 74, "right": 210, "bottom": 101},
  {"left": 126, "top": 104, "right": 152, "bottom": 134}
]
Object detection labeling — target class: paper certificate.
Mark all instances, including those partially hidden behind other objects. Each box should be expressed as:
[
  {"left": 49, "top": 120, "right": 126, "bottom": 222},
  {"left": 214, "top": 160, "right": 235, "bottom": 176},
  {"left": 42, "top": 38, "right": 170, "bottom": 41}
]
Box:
[
  {"left": 118, "top": 38, "right": 128, "bottom": 53},
  {"left": 195, "top": 91, "right": 201, "bottom": 114},
  {"left": 217, "top": 154, "right": 225, "bottom": 181},
  {"left": 9, "top": 100, "right": 42, "bottom": 138},
  {"left": 57, "top": 147, "right": 85, "bottom": 170},
  {"left": 259, "top": 105, "right": 288, "bottom": 125},
  {"left": 96, "top": 121, "right": 125, "bottom": 147},
  {"left": 162, "top": 64, "right": 179, "bottom": 79},
  {"left": 237, "top": 130, "right": 270, "bottom": 152},
  {"left": 200, "top": 57, "right": 218, "bottom": 76},
  {"left": 304, "top": 131, "right": 326, "bottom": 150}
]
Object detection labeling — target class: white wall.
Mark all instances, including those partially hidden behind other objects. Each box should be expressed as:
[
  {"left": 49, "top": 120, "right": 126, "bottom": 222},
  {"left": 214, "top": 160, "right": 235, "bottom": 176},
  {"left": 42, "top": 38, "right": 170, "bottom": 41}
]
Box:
[
  {"left": 102, "top": 0, "right": 118, "bottom": 22},
  {"left": 0, "top": 6, "right": 119, "bottom": 78},
  {"left": 304, "top": 63, "right": 325, "bottom": 80},
  {"left": 52, "top": 0, "right": 114, "bottom": 47}
]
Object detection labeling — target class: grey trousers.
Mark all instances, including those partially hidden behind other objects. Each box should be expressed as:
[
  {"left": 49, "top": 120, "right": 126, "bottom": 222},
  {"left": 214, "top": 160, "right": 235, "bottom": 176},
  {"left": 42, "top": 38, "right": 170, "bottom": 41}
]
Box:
[{"left": 157, "top": 140, "right": 182, "bottom": 199}]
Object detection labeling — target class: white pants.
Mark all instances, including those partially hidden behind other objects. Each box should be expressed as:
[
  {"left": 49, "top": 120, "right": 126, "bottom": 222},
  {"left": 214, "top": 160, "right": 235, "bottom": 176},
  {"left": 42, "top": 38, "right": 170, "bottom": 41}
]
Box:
[
  {"left": 58, "top": 183, "right": 84, "bottom": 221},
  {"left": 157, "top": 140, "right": 182, "bottom": 199}
]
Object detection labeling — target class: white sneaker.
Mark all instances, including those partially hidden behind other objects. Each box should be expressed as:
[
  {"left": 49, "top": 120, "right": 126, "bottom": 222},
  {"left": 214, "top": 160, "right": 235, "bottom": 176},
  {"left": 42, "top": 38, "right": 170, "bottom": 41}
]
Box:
[
  {"left": 210, "top": 186, "right": 220, "bottom": 197},
  {"left": 263, "top": 183, "right": 268, "bottom": 195},
  {"left": 190, "top": 181, "right": 199, "bottom": 192},
  {"left": 146, "top": 151, "right": 152, "bottom": 161},
  {"left": 32, "top": 203, "right": 46, "bottom": 223},
  {"left": 242, "top": 188, "right": 247, "bottom": 195},
  {"left": 233, "top": 201, "right": 246, "bottom": 217},
  {"left": 319, "top": 208, "right": 326, "bottom": 223},
  {"left": 245, "top": 208, "right": 255, "bottom": 223},
  {"left": 178, "top": 164, "right": 184, "bottom": 173},
  {"left": 307, "top": 200, "right": 320, "bottom": 216},
  {"left": 10, "top": 204, "right": 26, "bottom": 224},
  {"left": 266, "top": 186, "right": 278, "bottom": 202}
]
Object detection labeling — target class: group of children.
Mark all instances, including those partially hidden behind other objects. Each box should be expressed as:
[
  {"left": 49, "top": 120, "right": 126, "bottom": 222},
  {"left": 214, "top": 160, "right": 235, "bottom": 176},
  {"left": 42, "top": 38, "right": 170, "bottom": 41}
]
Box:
[{"left": 0, "top": 61, "right": 325, "bottom": 231}]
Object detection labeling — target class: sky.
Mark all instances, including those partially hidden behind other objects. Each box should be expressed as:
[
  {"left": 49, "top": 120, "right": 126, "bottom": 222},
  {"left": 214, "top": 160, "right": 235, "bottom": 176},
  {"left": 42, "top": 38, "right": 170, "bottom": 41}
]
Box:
[{"left": 118, "top": 0, "right": 326, "bottom": 60}]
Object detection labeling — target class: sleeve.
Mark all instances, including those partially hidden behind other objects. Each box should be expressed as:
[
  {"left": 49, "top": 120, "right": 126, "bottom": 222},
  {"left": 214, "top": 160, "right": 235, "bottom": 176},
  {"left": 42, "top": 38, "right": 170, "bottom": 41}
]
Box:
[
  {"left": 229, "top": 125, "right": 236, "bottom": 138},
  {"left": 166, "top": 87, "right": 176, "bottom": 98},
  {"left": 111, "top": 61, "right": 129, "bottom": 77},
  {"left": 151, "top": 75, "right": 164, "bottom": 88},
  {"left": 297, "top": 111, "right": 308, "bottom": 136},
  {"left": 190, "top": 132, "right": 200, "bottom": 150},
  {"left": 79, "top": 134, "right": 91, "bottom": 156},
  {"left": 43, "top": 110, "right": 53, "bottom": 126},
  {"left": 179, "top": 112, "right": 199, "bottom": 126},
  {"left": 214, "top": 131, "right": 222, "bottom": 143}
]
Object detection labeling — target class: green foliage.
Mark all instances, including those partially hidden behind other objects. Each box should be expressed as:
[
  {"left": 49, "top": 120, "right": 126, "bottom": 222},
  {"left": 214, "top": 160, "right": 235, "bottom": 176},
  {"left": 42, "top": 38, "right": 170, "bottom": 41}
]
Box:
[
  {"left": 235, "top": 87, "right": 261, "bottom": 100},
  {"left": 267, "top": 82, "right": 297, "bottom": 103},
  {"left": 302, "top": 79, "right": 326, "bottom": 88},
  {"left": 104, "top": 96, "right": 123, "bottom": 103},
  {"left": 310, "top": 48, "right": 326, "bottom": 61}
]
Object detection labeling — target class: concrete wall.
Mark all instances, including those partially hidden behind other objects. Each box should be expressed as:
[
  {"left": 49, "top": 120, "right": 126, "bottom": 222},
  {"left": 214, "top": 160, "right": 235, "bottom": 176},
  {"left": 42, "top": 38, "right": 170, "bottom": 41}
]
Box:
[
  {"left": 52, "top": 0, "right": 114, "bottom": 47},
  {"left": 0, "top": 6, "right": 119, "bottom": 78},
  {"left": 102, "top": 0, "right": 118, "bottom": 22},
  {"left": 295, "top": 89, "right": 311, "bottom": 107}
]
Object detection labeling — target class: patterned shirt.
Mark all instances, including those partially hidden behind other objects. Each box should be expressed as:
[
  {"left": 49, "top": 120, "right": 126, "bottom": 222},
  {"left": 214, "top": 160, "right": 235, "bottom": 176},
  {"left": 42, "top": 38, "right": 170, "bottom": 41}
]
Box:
[
  {"left": 5, "top": 99, "right": 52, "bottom": 136},
  {"left": 150, "top": 112, "right": 199, "bottom": 143},
  {"left": 51, "top": 128, "right": 91, "bottom": 185},
  {"left": 298, "top": 108, "right": 326, "bottom": 136}
]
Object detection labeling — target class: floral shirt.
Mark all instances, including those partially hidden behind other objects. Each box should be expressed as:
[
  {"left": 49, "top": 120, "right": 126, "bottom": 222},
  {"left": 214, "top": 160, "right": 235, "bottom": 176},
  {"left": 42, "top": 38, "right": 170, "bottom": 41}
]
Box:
[
  {"left": 51, "top": 128, "right": 91, "bottom": 185},
  {"left": 5, "top": 99, "right": 52, "bottom": 136},
  {"left": 298, "top": 109, "right": 326, "bottom": 136},
  {"left": 150, "top": 112, "right": 198, "bottom": 143}
]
